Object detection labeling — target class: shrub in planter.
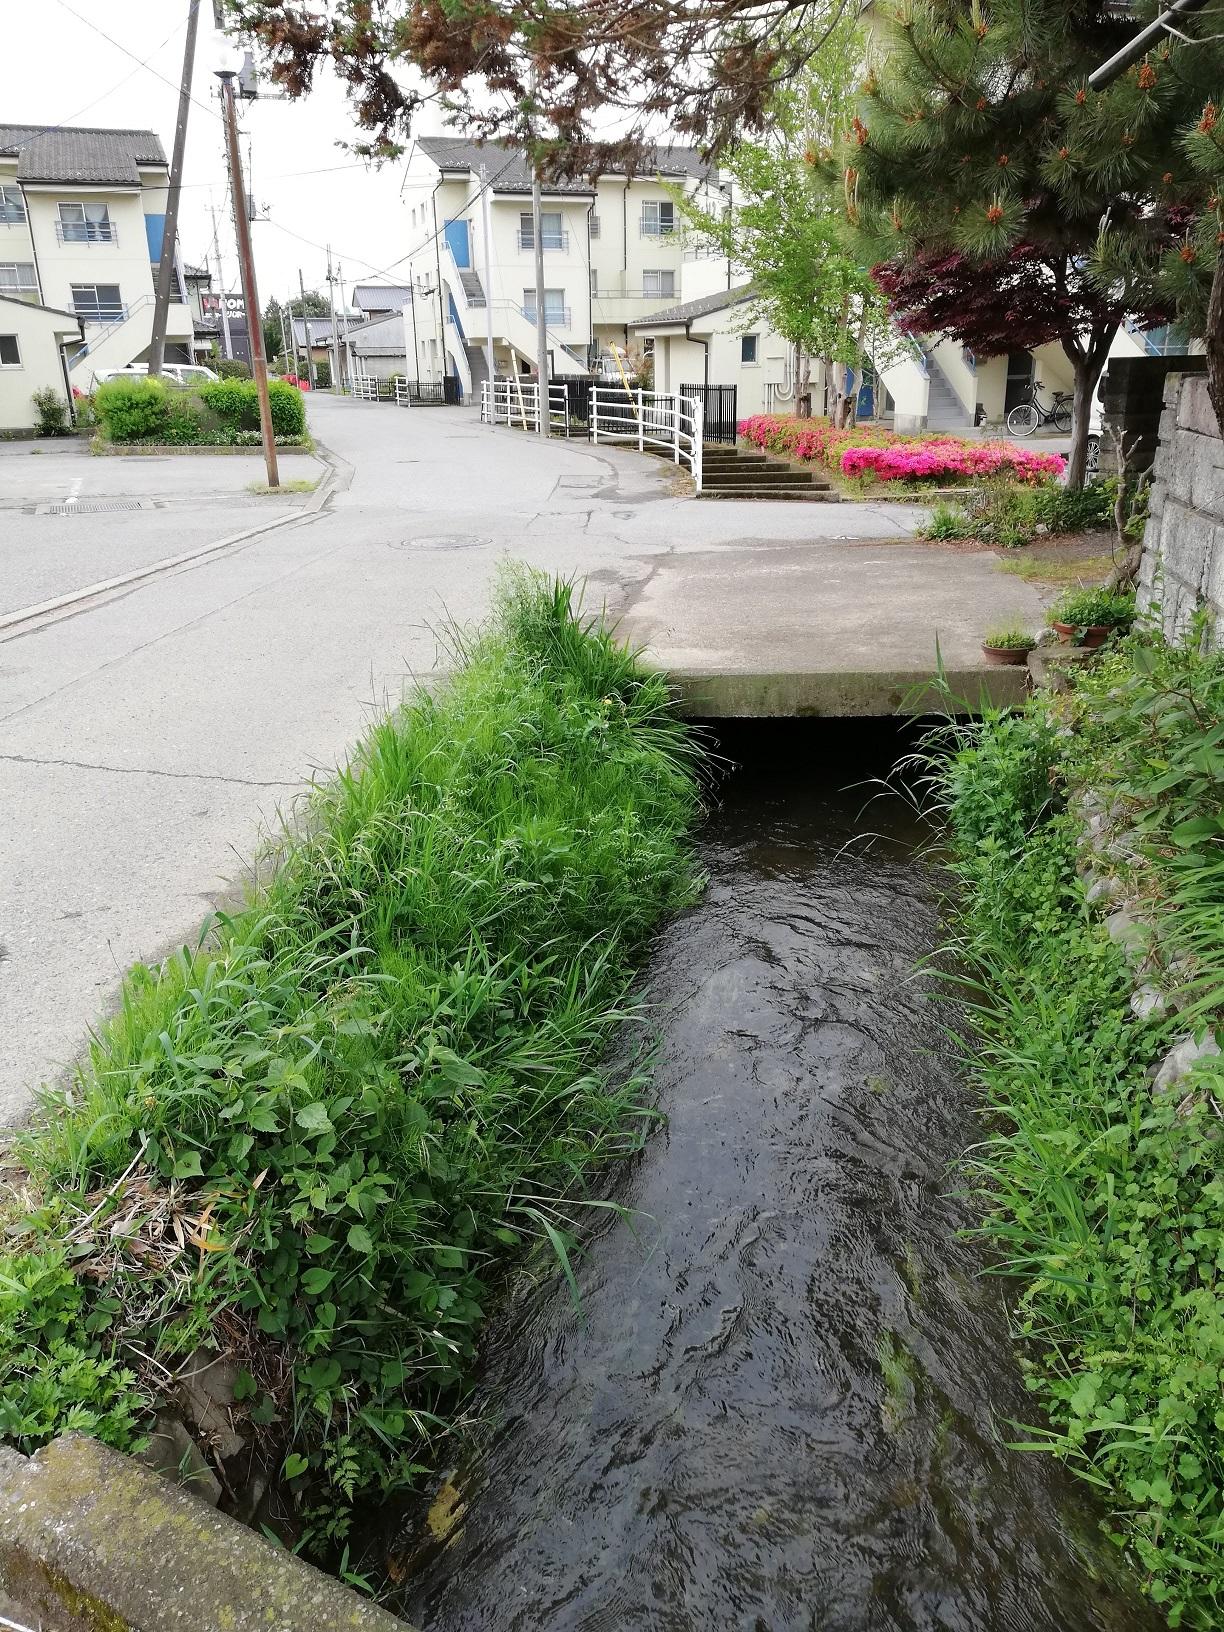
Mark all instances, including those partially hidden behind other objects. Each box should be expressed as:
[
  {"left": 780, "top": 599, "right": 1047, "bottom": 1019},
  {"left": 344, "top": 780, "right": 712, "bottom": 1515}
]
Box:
[
  {"left": 94, "top": 376, "right": 169, "bottom": 442},
  {"left": 981, "top": 625, "right": 1036, "bottom": 665},
  {"left": 161, "top": 396, "right": 208, "bottom": 445},
  {"left": 1048, "top": 587, "right": 1135, "bottom": 646},
  {"left": 267, "top": 379, "right": 306, "bottom": 438}
]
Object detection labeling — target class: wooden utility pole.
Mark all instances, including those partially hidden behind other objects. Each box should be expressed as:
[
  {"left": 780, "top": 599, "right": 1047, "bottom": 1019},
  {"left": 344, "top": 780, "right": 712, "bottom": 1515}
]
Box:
[
  {"left": 296, "top": 268, "right": 316, "bottom": 389},
  {"left": 149, "top": 0, "right": 200, "bottom": 375},
  {"left": 216, "top": 70, "right": 278, "bottom": 487},
  {"left": 208, "top": 204, "right": 233, "bottom": 361}
]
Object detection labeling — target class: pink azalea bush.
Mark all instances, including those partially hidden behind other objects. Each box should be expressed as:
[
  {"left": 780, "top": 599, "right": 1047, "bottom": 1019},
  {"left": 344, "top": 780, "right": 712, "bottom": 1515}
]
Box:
[{"left": 737, "top": 414, "right": 1065, "bottom": 486}]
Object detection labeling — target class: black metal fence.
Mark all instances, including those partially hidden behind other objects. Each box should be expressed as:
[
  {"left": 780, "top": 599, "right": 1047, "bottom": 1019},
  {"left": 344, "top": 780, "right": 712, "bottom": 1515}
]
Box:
[
  {"left": 402, "top": 377, "right": 461, "bottom": 405},
  {"left": 680, "top": 382, "right": 739, "bottom": 444}
]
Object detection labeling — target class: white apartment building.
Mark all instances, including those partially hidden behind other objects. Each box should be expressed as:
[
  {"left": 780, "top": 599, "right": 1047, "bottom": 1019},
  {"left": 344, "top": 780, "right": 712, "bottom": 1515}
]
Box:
[
  {"left": 0, "top": 123, "right": 194, "bottom": 409},
  {"left": 397, "top": 137, "right": 733, "bottom": 396}
]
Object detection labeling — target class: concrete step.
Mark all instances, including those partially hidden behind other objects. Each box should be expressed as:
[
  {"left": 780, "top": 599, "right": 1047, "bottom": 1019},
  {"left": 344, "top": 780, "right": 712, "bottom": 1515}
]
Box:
[
  {"left": 704, "top": 474, "right": 829, "bottom": 490},
  {"left": 697, "top": 486, "right": 840, "bottom": 501}
]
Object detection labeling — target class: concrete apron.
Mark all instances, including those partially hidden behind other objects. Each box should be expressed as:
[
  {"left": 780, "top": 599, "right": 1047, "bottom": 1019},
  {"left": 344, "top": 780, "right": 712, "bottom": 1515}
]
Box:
[{"left": 0, "top": 1435, "right": 413, "bottom": 1631}]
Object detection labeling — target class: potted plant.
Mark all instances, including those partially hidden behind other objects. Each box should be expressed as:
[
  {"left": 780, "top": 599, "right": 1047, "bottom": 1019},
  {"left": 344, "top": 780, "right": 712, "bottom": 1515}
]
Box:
[
  {"left": 981, "top": 626, "right": 1037, "bottom": 665},
  {"left": 1048, "top": 587, "right": 1135, "bottom": 647}
]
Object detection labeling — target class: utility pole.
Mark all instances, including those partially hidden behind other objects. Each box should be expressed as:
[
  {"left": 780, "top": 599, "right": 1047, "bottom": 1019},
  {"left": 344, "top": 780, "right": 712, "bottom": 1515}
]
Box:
[
  {"left": 209, "top": 203, "right": 233, "bottom": 361},
  {"left": 478, "top": 163, "right": 496, "bottom": 390},
  {"left": 296, "top": 267, "right": 315, "bottom": 388},
  {"left": 148, "top": 0, "right": 200, "bottom": 376},
  {"left": 216, "top": 70, "right": 278, "bottom": 487},
  {"left": 326, "top": 249, "right": 341, "bottom": 393},
  {"left": 277, "top": 300, "right": 289, "bottom": 374},
  {"left": 530, "top": 171, "right": 548, "bottom": 438}
]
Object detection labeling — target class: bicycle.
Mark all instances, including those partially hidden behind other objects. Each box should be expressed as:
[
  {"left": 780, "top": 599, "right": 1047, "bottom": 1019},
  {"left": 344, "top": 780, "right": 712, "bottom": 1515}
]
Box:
[{"left": 1006, "top": 381, "right": 1073, "bottom": 436}]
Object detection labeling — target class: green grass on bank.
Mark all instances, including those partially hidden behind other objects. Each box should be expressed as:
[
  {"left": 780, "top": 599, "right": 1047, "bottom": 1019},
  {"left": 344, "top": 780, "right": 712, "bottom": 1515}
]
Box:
[
  {"left": 0, "top": 572, "right": 703, "bottom": 1551},
  {"left": 935, "top": 627, "right": 1224, "bottom": 1629}
]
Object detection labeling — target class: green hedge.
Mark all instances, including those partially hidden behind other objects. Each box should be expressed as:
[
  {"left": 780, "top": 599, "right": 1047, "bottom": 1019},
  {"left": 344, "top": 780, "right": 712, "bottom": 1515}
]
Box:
[
  {"left": 0, "top": 574, "right": 702, "bottom": 1555},
  {"left": 94, "top": 375, "right": 306, "bottom": 445}
]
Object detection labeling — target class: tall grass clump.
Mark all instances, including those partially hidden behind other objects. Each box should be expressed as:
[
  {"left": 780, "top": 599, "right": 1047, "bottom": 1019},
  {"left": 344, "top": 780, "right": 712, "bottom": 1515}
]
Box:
[
  {"left": 1, "top": 572, "right": 703, "bottom": 1552},
  {"left": 935, "top": 625, "right": 1224, "bottom": 1630}
]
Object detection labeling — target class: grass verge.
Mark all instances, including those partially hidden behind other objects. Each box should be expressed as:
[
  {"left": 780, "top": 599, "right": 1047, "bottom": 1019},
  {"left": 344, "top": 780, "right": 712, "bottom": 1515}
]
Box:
[
  {"left": 246, "top": 477, "right": 319, "bottom": 495},
  {"left": 0, "top": 571, "right": 703, "bottom": 1555},
  {"left": 934, "top": 626, "right": 1224, "bottom": 1629}
]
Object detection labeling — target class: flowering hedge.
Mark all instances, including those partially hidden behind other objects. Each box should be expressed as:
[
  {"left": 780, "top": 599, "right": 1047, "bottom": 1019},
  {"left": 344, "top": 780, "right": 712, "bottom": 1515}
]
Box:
[{"left": 737, "top": 414, "right": 1065, "bottom": 486}]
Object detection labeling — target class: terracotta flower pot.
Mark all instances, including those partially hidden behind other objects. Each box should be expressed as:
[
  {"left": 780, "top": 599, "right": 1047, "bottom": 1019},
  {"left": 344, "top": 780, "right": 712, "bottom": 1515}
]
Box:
[
  {"left": 981, "top": 644, "right": 1033, "bottom": 666},
  {"left": 1051, "top": 622, "right": 1110, "bottom": 648}
]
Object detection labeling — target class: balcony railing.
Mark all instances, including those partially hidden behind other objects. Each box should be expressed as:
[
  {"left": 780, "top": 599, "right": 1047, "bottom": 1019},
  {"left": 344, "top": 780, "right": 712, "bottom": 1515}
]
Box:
[
  {"left": 518, "top": 228, "right": 570, "bottom": 251},
  {"left": 72, "top": 301, "right": 127, "bottom": 323},
  {"left": 522, "top": 304, "right": 572, "bottom": 328},
  {"left": 0, "top": 208, "right": 26, "bottom": 226},
  {"left": 639, "top": 215, "right": 677, "bottom": 237},
  {"left": 0, "top": 282, "right": 38, "bottom": 300},
  {"left": 56, "top": 220, "right": 118, "bottom": 244}
]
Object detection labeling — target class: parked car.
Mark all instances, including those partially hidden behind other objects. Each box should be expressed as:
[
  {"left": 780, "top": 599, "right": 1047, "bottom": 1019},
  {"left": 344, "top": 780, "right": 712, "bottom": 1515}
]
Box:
[{"left": 94, "top": 363, "right": 220, "bottom": 388}]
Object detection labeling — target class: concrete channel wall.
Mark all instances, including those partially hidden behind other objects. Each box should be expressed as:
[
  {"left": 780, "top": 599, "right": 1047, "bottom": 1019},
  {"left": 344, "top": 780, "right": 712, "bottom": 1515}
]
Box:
[
  {"left": 0, "top": 1435, "right": 413, "bottom": 1632},
  {"left": 1136, "top": 372, "right": 1224, "bottom": 645}
]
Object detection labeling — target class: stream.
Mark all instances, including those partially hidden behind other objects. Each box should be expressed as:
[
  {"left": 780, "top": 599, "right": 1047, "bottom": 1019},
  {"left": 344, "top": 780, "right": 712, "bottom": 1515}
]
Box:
[{"left": 384, "top": 721, "right": 1158, "bottom": 1632}]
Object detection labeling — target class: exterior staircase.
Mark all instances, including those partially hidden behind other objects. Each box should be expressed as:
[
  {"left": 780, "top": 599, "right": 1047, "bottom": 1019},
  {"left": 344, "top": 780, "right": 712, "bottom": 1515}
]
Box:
[
  {"left": 459, "top": 269, "right": 486, "bottom": 306},
  {"left": 697, "top": 443, "right": 839, "bottom": 501},
  {"left": 923, "top": 351, "right": 974, "bottom": 430}
]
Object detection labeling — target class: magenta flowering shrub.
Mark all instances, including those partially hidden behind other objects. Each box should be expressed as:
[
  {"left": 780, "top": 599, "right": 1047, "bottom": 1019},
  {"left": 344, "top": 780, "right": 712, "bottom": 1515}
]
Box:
[{"left": 737, "top": 414, "right": 1065, "bottom": 486}]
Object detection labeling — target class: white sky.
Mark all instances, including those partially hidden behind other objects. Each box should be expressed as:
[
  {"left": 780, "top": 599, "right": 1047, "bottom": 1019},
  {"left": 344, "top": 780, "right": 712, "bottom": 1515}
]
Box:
[{"left": 4, "top": 0, "right": 449, "bottom": 309}]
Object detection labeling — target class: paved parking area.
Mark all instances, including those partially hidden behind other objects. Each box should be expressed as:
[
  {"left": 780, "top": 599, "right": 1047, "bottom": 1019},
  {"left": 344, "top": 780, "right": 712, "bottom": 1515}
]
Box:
[{"left": 0, "top": 441, "right": 323, "bottom": 613}]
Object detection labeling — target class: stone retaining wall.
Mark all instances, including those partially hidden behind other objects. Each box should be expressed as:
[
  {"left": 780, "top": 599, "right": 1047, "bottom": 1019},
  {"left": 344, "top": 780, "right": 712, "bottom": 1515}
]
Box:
[{"left": 1138, "top": 371, "right": 1224, "bottom": 645}]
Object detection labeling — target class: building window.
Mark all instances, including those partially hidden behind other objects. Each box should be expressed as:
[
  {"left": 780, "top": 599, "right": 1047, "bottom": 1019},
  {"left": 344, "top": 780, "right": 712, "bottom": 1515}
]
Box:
[
  {"left": 741, "top": 333, "right": 759, "bottom": 365},
  {"left": 642, "top": 269, "right": 675, "bottom": 299},
  {"left": 590, "top": 212, "right": 600, "bottom": 238},
  {"left": 642, "top": 336, "right": 655, "bottom": 356},
  {"left": 641, "top": 200, "right": 676, "bottom": 236},
  {"left": 71, "top": 283, "right": 124, "bottom": 322},
  {"left": 0, "top": 262, "right": 37, "bottom": 300},
  {"left": 0, "top": 187, "right": 25, "bottom": 224},
  {"left": 519, "top": 211, "right": 567, "bottom": 250},
  {"left": 0, "top": 335, "right": 20, "bottom": 367},
  {"left": 523, "top": 288, "right": 568, "bottom": 325},
  {"left": 57, "top": 202, "right": 116, "bottom": 244}
]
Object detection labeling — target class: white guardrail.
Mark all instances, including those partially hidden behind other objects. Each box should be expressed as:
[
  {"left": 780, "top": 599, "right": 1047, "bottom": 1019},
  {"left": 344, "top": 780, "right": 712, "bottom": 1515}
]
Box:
[{"left": 480, "top": 379, "right": 703, "bottom": 491}]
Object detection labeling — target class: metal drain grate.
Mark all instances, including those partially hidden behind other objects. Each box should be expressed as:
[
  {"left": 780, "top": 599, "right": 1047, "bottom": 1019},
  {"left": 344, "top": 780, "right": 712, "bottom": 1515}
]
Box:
[{"left": 37, "top": 498, "right": 150, "bottom": 516}]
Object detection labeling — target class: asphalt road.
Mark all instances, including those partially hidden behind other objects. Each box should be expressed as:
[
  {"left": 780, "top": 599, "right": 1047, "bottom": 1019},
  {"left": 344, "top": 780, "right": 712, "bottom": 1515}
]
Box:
[{"left": 0, "top": 396, "right": 1042, "bottom": 1120}]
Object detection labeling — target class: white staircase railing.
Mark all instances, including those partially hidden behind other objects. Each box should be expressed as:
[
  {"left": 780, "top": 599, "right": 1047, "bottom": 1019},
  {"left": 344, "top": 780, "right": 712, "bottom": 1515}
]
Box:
[
  {"left": 481, "top": 380, "right": 702, "bottom": 490},
  {"left": 591, "top": 385, "right": 702, "bottom": 491}
]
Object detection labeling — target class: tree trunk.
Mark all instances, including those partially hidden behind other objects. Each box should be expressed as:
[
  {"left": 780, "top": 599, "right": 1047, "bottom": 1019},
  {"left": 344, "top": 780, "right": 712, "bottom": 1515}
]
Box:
[
  {"left": 1063, "top": 358, "right": 1096, "bottom": 492},
  {"left": 796, "top": 345, "right": 812, "bottom": 419},
  {"left": 1206, "top": 233, "right": 1224, "bottom": 440}
]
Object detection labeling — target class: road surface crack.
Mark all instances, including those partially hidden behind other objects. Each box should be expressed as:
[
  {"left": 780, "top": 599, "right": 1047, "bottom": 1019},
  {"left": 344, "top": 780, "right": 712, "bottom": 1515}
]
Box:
[{"left": 0, "top": 751, "right": 299, "bottom": 790}]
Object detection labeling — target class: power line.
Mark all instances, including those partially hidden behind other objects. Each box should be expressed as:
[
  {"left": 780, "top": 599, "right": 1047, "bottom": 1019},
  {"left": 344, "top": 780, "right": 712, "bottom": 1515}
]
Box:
[
  {"left": 51, "top": 0, "right": 222, "bottom": 123},
  {"left": 33, "top": 5, "right": 200, "bottom": 137}
]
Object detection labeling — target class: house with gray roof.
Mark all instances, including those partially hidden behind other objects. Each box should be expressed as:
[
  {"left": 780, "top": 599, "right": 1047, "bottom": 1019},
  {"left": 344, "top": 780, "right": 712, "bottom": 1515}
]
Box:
[
  {"left": 0, "top": 122, "right": 194, "bottom": 397},
  {"left": 626, "top": 281, "right": 794, "bottom": 420},
  {"left": 397, "top": 135, "right": 730, "bottom": 395}
]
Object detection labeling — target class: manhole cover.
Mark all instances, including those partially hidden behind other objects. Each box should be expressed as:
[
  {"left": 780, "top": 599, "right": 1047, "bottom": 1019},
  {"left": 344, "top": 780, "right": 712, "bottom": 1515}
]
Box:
[{"left": 36, "top": 498, "right": 150, "bottom": 516}]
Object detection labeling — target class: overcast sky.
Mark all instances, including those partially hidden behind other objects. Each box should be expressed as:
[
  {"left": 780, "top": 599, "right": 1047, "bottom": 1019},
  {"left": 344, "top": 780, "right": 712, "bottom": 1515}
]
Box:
[{"left": 5, "top": 0, "right": 451, "bottom": 309}]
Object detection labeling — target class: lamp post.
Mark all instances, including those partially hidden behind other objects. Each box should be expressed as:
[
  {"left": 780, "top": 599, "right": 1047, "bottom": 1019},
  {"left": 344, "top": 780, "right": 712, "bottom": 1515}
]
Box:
[{"left": 215, "top": 66, "right": 278, "bottom": 487}]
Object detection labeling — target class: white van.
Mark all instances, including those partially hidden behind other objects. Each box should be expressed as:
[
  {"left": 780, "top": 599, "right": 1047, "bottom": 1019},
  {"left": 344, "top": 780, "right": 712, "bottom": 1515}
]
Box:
[{"left": 95, "top": 363, "right": 220, "bottom": 388}]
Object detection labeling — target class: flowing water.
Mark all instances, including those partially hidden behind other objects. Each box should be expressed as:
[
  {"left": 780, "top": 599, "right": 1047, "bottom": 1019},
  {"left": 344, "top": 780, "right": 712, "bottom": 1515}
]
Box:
[{"left": 384, "top": 722, "right": 1158, "bottom": 1632}]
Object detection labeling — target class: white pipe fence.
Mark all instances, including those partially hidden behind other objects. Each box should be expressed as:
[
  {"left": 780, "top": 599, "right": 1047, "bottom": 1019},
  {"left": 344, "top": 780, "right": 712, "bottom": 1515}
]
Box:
[
  {"left": 590, "top": 385, "right": 702, "bottom": 492},
  {"left": 480, "top": 379, "right": 703, "bottom": 490}
]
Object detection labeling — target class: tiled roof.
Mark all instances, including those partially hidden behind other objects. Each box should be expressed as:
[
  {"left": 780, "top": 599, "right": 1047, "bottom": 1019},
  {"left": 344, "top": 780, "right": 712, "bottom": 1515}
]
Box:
[
  {"left": 628, "top": 281, "right": 754, "bottom": 329},
  {"left": 352, "top": 284, "right": 412, "bottom": 313},
  {"left": 291, "top": 315, "right": 367, "bottom": 345},
  {"left": 415, "top": 136, "right": 711, "bottom": 194},
  {"left": 0, "top": 124, "right": 167, "bottom": 184}
]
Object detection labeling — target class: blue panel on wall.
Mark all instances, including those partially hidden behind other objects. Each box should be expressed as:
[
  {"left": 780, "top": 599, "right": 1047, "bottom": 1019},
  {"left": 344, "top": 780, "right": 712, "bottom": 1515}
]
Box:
[
  {"left": 444, "top": 218, "right": 470, "bottom": 269},
  {"left": 144, "top": 213, "right": 166, "bottom": 261}
]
